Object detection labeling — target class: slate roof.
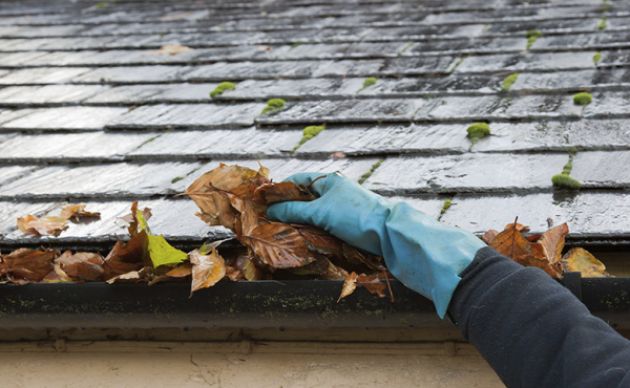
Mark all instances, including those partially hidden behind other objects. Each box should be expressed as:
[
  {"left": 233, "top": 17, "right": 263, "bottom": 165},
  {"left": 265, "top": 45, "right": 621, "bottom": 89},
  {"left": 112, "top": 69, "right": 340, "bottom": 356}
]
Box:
[{"left": 0, "top": 0, "right": 629, "bottom": 249}]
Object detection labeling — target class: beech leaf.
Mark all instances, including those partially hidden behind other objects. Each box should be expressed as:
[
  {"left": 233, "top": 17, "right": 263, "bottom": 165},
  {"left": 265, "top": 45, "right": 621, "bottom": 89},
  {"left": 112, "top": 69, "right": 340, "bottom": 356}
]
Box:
[
  {"left": 60, "top": 204, "right": 101, "bottom": 221},
  {"left": 538, "top": 223, "right": 569, "bottom": 264},
  {"left": 0, "top": 248, "right": 59, "bottom": 282},
  {"left": 17, "top": 215, "right": 68, "bottom": 236},
  {"left": 190, "top": 248, "right": 226, "bottom": 296},
  {"left": 241, "top": 223, "right": 315, "bottom": 269},
  {"left": 338, "top": 272, "right": 358, "bottom": 302},
  {"left": 559, "top": 248, "right": 609, "bottom": 277}
]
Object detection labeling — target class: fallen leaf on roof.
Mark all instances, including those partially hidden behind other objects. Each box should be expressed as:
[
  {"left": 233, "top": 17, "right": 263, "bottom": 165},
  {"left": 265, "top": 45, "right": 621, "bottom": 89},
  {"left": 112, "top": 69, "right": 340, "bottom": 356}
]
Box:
[
  {"left": 61, "top": 204, "right": 101, "bottom": 221},
  {"left": 17, "top": 214, "right": 68, "bottom": 236},
  {"left": 485, "top": 218, "right": 608, "bottom": 278},
  {"left": 158, "top": 12, "right": 191, "bottom": 21},
  {"left": 144, "top": 44, "right": 193, "bottom": 56}
]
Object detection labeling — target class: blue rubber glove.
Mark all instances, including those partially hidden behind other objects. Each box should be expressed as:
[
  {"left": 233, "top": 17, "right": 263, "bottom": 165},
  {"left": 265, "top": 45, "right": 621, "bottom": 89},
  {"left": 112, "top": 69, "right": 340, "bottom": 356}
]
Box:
[{"left": 267, "top": 172, "right": 486, "bottom": 318}]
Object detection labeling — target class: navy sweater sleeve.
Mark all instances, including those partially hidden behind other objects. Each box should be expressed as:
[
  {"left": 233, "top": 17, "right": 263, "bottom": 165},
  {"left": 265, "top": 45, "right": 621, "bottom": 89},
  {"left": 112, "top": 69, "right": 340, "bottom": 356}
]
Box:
[{"left": 449, "top": 246, "right": 630, "bottom": 388}]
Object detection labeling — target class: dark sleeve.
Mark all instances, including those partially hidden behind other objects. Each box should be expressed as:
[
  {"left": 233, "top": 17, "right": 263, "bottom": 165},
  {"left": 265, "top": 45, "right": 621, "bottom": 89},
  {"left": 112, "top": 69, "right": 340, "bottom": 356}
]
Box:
[{"left": 449, "top": 246, "right": 630, "bottom": 388}]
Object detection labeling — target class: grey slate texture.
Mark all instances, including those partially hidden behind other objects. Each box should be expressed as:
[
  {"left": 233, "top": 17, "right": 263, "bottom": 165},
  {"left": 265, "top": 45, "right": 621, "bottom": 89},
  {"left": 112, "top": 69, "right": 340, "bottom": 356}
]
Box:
[{"left": 0, "top": 0, "right": 629, "bottom": 246}]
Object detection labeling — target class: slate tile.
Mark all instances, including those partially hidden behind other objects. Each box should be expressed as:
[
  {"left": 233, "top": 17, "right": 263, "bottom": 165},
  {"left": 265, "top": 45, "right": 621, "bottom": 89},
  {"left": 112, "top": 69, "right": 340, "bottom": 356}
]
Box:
[
  {"left": 0, "top": 25, "right": 87, "bottom": 37},
  {"left": 72, "top": 65, "right": 194, "bottom": 84},
  {"left": 109, "top": 103, "right": 265, "bottom": 129},
  {"left": 0, "top": 67, "right": 92, "bottom": 85},
  {"left": 532, "top": 32, "right": 630, "bottom": 52},
  {"left": 404, "top": 37, "right": 526, "bottom": 56},
  {"left": 294, "top": 124, "right": 469, "bottom": 155},
  {"left": 456, "top": 52, "right": 598, "bottom": 73},
  {"left": 380, "top": 57, "right": 459, "bottom": 75},
  {"left": 128, "top": 128, "right": 302, "bottom": 159},
  {"left": 483, "top": 18, "right": 602, "bottom": 37},
  {"left": 0, "top": 51, "right": 54, "bottom": 67},
  {"left": 384, "top": 196, "right": 446, "bottom": 220},
  {"left": 0, "top": 85, "right": 108, "bottom": 105},
  {"left": 571, "top": 151, "right": 630, "bottom": 188},
  {"left": 442, "top": 193, "right": 630, "bottom": 237},
  {"left": 0, "top": 165, "right": 39, "bottom": 187},
  {"left": 85, "top": 83, "right": 215, "bottom": 104},
  {"left": 511, "top": 69, "right": 630, "bottom": 92},
  {"left": 257, "top": 99, "right": 426, "bottom": 125},
  {"left": 0, "top": 107, "right": 127, "bottom": 131},
  {"left": 474, "top": 119, "right": 630, "bottom": 152},
  {"left": 0, "top": 132, "right": 155, "bottom": 162},
  {"left": 0, "top": 162, "right": 203, "bottom": 199},
  {"left": 583, "top": 91, "right": 630, "bottom": 118},
  {"left": 175, "top": 157, "right": 380, "bottom": 190},
  {"left": 363, "top": 154, "right": 566, "bottom": 194}
]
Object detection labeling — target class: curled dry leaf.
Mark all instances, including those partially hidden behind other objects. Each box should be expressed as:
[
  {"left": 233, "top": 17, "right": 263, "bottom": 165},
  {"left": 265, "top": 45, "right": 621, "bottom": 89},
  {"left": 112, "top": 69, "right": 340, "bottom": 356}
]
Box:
[
  {"left": 148, "top": 263, "right": 193, "bottom": 285},
  {"left": 338, "top": 272, "right": 358, "bottom": 302},
  {"left": 538, "top": 223, "right": 569, "bottom": 264},
  {"left": 56, "top": 251, "right": 105, "bottom": 282},
  {"left": 190, "top": 248, "right": 226, "bottom": 296},
  {"left": 61, "top": 204, "right": 101, "bottom": 221},
  {"left": 241, "top": 223, "right": 315, "bottom": 269},
  {"left": 106, "top": 269, "right": 145, "bottom": 284},
  {"left": 17, "top": 215, "right": 68, "bottom": 236}
]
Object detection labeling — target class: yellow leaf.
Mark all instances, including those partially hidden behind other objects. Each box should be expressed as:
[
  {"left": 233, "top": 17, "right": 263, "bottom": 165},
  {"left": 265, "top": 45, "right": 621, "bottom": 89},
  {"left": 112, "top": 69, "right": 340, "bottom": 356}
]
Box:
[
  {"left": 190, "top": 248, "right": 226, "bottom": 296},
  {"left": 559, "top": 248, "right": 609, "bottom": 277}
]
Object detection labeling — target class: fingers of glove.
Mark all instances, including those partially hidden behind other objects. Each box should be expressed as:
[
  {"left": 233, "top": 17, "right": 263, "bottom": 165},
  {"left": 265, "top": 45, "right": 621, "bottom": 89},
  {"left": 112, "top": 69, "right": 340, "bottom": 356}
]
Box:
[
  {"left": 282, "top": 172, "right": 335, "bottom": 197},
  {"left": 267, "top": 201, "right": 317, "bottom": 226}
]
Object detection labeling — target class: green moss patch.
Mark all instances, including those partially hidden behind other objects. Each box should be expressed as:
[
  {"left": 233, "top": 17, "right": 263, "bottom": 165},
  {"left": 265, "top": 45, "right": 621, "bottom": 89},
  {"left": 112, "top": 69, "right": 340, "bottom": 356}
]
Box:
[
  {"left": 593, "top": 52, "right": 602, "bottom": 65},
  {"left": 358, "top": 159, "right": 384, "bottom": 185},
  {"left": 525, "top": 30, "right": 543, "bottom": 50},
  {"left": 260, "top": 98, "right": 286, "bottom": 115},
  {"left": 552, "top": 174, "right": 581, "bottom": 190},
  {"left": 210, "top": 82, "right": 236, "bottom": 98},
  {"left": 501, "top": 73, "right": 518, "bottom": 92},
  {"left": 573, "top": 92, "right": 592, "bottom": 106},
  {"left": 598, "top": 16, "right": 607, "bottom": 30},
  {"left": 291, "top": 125, "right": 326, "bottom": 153},
  {"left": 95, "top": 2, "right": 108, "bottom": 8},
  {"left": 357, "top": 77, "right": 377, "bottom": 93},
  {"left": 467, "top": 122, "right": 491, "bottom": 146},
  {"left": 439, "top": 199, "right": 452, "bottom": 220}
]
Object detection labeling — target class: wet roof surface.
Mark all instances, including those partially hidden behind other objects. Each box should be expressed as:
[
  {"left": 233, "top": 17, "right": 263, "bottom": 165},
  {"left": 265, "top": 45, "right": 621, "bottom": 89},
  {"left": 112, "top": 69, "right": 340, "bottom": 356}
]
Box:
[{"left": 0, "top": 0, "right": 629, "bottom": 247}]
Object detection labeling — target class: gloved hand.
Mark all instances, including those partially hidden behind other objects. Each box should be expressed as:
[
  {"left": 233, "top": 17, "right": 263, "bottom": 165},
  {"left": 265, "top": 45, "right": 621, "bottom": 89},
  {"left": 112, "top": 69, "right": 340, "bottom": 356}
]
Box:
[{"left": 267, "top": 172, "right": 486, "bottom": 318}]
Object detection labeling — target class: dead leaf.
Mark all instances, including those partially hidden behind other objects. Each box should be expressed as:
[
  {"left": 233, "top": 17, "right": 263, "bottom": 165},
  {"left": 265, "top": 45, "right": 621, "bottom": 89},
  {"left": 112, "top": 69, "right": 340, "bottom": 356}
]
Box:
[
  {"left": 143, "top": 44, "right": 193, "bottom": 56},
  {"left": 257, "top": 181, "right": 316, "bottom": 205},
  {"left": 482, "top": 229, "right": 498, "bottom": 244},
  {"left": 190, "top": 248, "right": 226, "bottom": 296},
  {"left": 559, "top": 248, "right": 609, "bottom": 277},
  {"left": 56, "top": 251, "right": 105, "bottom": 282},
  {"left": 338, "top": 272, "right": 358, "bottom": 302},
  {"left": 17, "top": 215, "right": 68, "bottom": 236},
  {"left": 60, "top": 204, "right": 101, "bottom": 221},
  {"left": 0, "top": 248, "right": 59, "bottom": 282},
  {"left": 538, "top": 223, "right": 569, "bottom": 264},
  {"left": 241, "top": 223, "right": 315, "bottom": 269},
  {"left": 158, "top": 12, "right": 191, "bottom": 21},
  {"left": 149, "top": 263, "right": 193, "bottom": 285},
  {"left": 106, "top": 269, "right": 145, "bottom": 284},
  {"left": 103, "top": 231, "right": 147, "bottom": 280},
  {"left": 357, "top": 274, "right": 387, "bottom": 297}
]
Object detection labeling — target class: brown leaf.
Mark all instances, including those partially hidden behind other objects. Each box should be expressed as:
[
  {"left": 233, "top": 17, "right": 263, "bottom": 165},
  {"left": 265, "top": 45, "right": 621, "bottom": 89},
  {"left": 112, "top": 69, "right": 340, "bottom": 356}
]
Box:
[
  {"left": 0, "top": 248, "right": 59, "bottom": 282},
  {"left": 60, "top": 204, "right": 101, "bottom": 221},
  {"left": 240, "top": 223, "right": 315, "bottom": 269},
  {"left": 17, "top": 215, "right": 68, "bottom": 236},
  {"left": 357, "top": 274, "right": 387, "bottom": 297},
  {"left": 119, "top": 202, "right": 152, "bottom": 236},
  {"left": 559, "top": 248, "right": 610, "bottom": 277},
  {"left": 103, "top": 230, "right": 147, "bottom": 279},
  {"left": 148, "top": 263, "right": 193, "bottom": 285},
  {"left": 538, "top": 223, "right": 569, "bottom": 264},
  {"left": 256, "top": 181, "right": 316, "bottom": 205},
  {"left": 232, "top": 255, "right": 264, "bottom": 281},
  {"left": 338, "top": 272, "right": 358, "bottom": 302},
  {"left": 106, "top": 269, "right": 145, "bottom": 284},
  {"left": 482, "top": 229, "right": 498, "bottom": 244},
  {"left": 144, "top": 44, "right": 193, "bottom": 56},
  {"left": 526, "top": 234, "right": 543, "bottom": 242},
  {"left": 56, "top": 251, "right": 105, "bottom": 282},
  {"left": 489, "top": 221, "right": 533, "bottom": 259},
  {"left": 190, "top": 248, "right": 226, "bottom": 295},
  {"left": 514, "top": 251, "right": 563, "bottom": 278}
]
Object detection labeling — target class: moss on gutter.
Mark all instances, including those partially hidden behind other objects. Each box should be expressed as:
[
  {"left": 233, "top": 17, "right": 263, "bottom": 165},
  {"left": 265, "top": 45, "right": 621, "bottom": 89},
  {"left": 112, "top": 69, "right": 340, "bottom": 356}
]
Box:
[{"left": 358, "top": 159, "right": 384, "bottom": 185}]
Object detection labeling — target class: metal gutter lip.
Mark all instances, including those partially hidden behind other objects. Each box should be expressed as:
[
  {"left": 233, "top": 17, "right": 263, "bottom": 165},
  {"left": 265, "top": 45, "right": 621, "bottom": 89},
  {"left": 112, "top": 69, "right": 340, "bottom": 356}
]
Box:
[{"left": 0, "top": 277, "right": 627, "bottom": 330}]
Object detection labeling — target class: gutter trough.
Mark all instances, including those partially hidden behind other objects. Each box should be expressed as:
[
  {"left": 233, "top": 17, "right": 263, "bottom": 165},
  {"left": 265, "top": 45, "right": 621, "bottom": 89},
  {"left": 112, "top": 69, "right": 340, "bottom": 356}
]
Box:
[{"left": 0, "top": 274, "right": 628, "bottom": 330}]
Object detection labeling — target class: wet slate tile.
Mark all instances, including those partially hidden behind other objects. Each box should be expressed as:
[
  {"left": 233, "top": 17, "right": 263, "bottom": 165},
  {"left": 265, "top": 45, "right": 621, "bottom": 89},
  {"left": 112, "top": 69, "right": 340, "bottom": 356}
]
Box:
[
  {"left": 583, "top": 91, "right": 630, "bottom": 118},
  {"left": 442, "top": 193, "right": 630, "bottom": 237},
  {"left": 257, "top": 99, "right": 425, "bottom": 125},
  {"left": 571, "top": 151, "right": 630, "bottom": 188},
  {"left": 128, "top": 127, "right": 302, "bottom": 159},
  {"left": 176, "top": 157, "right": 380, "bottom": 190},
  {"left": 532, "top": 32, "right": 630, "bottom": 52},
  {"left": 483, "top": 18, "right": 603, "bottom": 37},
  {"left": 0, "top": 162, "right": 203, "bottom": 199},
  {"left": 295, "top": 124, "right": 470, "bottom": 156},
  {"left": 85, "top": 83, "right": 215, "bottom": 104},
  {"left": 72, "top": 65, "right": 194, "bottom": 84},
  {"left": 0, "top": 25, "right": 87, "bottom": 37},
  {"left": 109, "top": 103, "right": 265, "bottom": 129},
  {"left": 0, "top": 85, "right": 108, "bottom": 105},
  {"left": 0, "top": 107, "right": 127, "bottom": 131},
  {"left": 0, "top": 132, "right": 155, "bottom": 162},
  {"left": 0, "top": 67, "right": 92, "bottom": 85},
  {"left": 363, "top": 153, "right": 566, "bottom": 194},
  {"left": 404, "top": 37, "right": 526, "bottom": 56},
  {"left": 456, "top": 51, "right": 598, "bottom": 73},
  {"left": 511, "top": 69, "right": 630, "bottom": 92},
  {"left": 0, "top": 165, "right": 39, "bottom": 187},
  {"left": 474, "top": 119, "right": 630, "bottom": 152}
]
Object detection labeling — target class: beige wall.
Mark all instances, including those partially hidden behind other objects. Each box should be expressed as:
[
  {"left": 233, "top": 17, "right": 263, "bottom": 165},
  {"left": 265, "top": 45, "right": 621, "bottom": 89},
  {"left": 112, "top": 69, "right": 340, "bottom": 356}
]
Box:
[{"left": 0, "top": 340, "right": 504, "bottom": 388}]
